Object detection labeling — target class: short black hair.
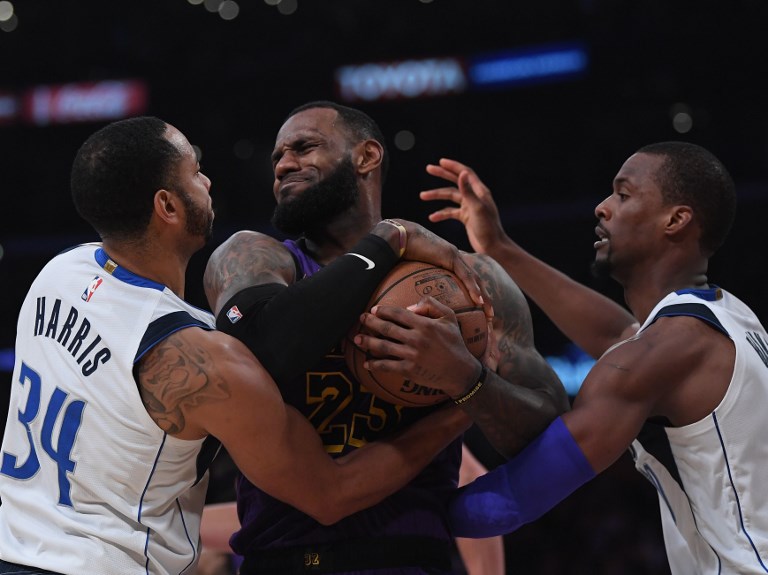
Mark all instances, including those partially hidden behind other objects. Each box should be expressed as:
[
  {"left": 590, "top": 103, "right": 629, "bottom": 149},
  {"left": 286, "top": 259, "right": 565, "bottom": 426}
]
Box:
[
  {"left": 286, "top": 100, "right": 389, "bottom": 183},
  {"left": 70, "top": 116, "right": 181, "bottom": 241},
  {"left": 637, "top": 141, "right": 736, "bottom": 255}
]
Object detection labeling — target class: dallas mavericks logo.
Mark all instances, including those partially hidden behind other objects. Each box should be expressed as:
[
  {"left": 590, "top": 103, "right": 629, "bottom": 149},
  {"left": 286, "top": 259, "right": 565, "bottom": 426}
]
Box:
[
  {"left": 81, "top": 276, "right": 103, "bottom": 302},
  {"left": 226, "top": 305, "right": 243, "bottom": 324}
]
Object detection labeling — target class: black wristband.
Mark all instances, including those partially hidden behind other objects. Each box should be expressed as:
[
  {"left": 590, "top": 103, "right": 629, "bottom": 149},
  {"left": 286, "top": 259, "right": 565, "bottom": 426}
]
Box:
[{"left": 453, "top": 365, "right": 488, "bottom": 405}]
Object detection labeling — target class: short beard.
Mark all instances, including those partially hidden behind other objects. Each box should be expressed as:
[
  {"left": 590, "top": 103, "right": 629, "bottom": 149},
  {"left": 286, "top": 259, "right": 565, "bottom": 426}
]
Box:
[
  {"left": 179, "top": 190, "right": 214, "bottom": 242},
  {"left": 271, "top": 155, "right": 359, "bottom": 236},
  {"left": 590, "top": 258, "right": 612, "bottom": 280}
]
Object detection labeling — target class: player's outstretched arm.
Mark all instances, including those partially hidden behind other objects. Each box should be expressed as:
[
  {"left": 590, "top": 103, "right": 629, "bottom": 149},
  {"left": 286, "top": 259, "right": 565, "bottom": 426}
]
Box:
[
  {"left": 422, "top": 158, "right": 637, "bottom": 358},
  {"left": 137, "top": 327, "right": 471, "bottom": 525},
  {"left": 449, "top": 322, "right": 684, "bottom": 538}
]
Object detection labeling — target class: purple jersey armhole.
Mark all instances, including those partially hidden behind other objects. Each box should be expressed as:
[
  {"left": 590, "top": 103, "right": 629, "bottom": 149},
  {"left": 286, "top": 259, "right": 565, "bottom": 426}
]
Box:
[{"left": 283, "top": 239, "right": 322, "bottom": 278}]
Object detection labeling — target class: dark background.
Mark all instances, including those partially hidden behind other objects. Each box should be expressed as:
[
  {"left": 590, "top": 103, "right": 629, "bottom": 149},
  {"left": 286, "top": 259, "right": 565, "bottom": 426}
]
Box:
[{"left": 1, "top": 1, "right": 767, "bottom": 573}]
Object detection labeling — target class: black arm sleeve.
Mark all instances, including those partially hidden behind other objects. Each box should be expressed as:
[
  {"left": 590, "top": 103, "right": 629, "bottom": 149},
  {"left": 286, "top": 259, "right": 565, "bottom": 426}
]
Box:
[{"left": 215, "top": 234, "right": 398, "bottom": 381}]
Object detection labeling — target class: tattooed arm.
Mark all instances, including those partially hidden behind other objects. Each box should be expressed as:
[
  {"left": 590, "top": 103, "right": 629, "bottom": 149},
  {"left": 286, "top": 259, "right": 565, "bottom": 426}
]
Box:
[
  {"left": 137, "top": 327, "right": 470, "bottom": 524},
  {"left": 202, "top": 223, "right": 485, "bottom": 383},
  {"left": 457, "top": 254, "right": 569, "bottom": 457},
  {"left": 202, "top": 229, "right": 401, "bottom": 381},
  {"left": 203, "top": 222, "right": 483, "bottom": 318},
  {"left": 203, "top": 230, "right": 296, "bottom": 316},
  {"left": 353, "top": 253, "right": 569, "bottom": 458}
]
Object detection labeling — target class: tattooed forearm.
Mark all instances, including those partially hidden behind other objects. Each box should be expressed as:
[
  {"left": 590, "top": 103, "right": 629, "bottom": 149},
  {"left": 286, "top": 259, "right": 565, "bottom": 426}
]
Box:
[
  {"left": 459, "top": 355, "right": 566, "bottom": 457},
  {"left": 461, "top": 254, "right": 569, "bottom": 457},
  {"left": 137, "top": 332, "right": 230, "bottom": 434}
]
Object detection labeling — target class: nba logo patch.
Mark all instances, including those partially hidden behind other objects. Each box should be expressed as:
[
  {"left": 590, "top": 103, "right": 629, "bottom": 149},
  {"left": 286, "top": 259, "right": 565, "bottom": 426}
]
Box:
[
  {"left": 81, "top": 276, "right": 103, "bottom": 302},
  {"left": 226, "top": 305, "right": 243, "bottom": 324}
]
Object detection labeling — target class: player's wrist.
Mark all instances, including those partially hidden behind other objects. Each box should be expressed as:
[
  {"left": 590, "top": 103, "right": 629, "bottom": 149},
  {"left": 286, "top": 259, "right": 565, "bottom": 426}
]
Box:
[
  {"left": 480, "top": 233, "right": 519, "bottom": 261},
  {"left": 373, "top": 219, "right": 407, "bottom": 259},
  {"left": 452, "top": 361, "right": 487, "bottom": 405}
]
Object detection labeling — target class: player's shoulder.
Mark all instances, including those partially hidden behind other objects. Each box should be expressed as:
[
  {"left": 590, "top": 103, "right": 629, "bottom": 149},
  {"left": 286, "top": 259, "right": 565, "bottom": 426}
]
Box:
[
  {"left": 601, "top": 316, "right": 721, "bottom": 383},
  {"left": 643, "top": 313, "right": 728, "bottom": 357},
  {"left": 212, "top": 230, "right": 287, "bottom": 259},
  {"left": 138, "top": 326, "right": 261, "bottom": 391},
  {"left": 207, "top": 230, "right": 291, "bottom": 275},
  {"left": 137, "top": 325, "right": 272, "bottom": 438},
  {"left": 591, "top": 314, "right": 733, "bottom": 421},
  {"left": 204, "top": 231, "right": 295, "bottom": 310}
]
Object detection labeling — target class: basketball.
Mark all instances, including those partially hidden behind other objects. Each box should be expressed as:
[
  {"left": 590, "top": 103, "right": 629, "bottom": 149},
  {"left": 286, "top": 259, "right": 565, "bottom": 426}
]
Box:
[{"left": 344, "top": 260, "right": 487, "bottom": 407}]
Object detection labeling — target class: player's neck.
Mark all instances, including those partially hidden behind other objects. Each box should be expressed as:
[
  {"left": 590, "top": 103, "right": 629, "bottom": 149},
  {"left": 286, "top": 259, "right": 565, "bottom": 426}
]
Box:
[
  {"left": 622, "top": 267, "right": 710, "bottom": 323},
  {"left": 101, "top": 239, "right": 189, "bottom": 298},
  {"left": 303, "top": 215, "right": 379, "bottom": 265}
]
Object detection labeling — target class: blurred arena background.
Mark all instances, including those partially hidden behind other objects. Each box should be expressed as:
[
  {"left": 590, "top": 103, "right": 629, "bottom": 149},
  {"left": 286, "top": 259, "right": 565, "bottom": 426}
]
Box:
[{"left": 1, "top": 1, "right": 767, "bottom": 573}]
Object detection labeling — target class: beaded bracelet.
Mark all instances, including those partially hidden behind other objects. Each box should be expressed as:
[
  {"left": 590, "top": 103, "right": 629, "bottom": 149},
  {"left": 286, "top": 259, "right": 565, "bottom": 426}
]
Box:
[
  {"left": 382, "top": 219, "right": 407, "bottom": 258},
  {"left": 453, "top": 365, "right": 488, "bottom": 405}
]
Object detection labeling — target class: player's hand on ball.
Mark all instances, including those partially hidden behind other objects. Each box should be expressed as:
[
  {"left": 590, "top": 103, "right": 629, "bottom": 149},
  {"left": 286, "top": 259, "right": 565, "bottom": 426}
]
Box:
[
  {"left": 391, "top": 220, "right": 491, "bottom": 318},
  {"left": 355, "top": 296, "right": 482, "bottom": 399},
  {"left": 346, "top": 261, "right": 486, "bottom": 406}
]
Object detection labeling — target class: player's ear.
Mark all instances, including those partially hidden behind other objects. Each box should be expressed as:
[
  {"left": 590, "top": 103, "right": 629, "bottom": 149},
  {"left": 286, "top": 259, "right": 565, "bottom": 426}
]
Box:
[
  {"left": 356, "top": 139, "right": 383, "bottom": 176},
  {"left": 154, "top": 189, "right": 181, "bottom": 225},
  {"left": 665, "top": 204, "right": 694, "bottom": 237}
]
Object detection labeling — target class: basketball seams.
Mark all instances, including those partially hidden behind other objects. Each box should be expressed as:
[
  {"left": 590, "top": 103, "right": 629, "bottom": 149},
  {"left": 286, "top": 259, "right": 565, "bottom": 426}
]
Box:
[
  {"left": 452, "top": 305, "right": 484, "bottom": 314},
  {"left": 371, "top": 265, "right": 441, "bottom": 307}
]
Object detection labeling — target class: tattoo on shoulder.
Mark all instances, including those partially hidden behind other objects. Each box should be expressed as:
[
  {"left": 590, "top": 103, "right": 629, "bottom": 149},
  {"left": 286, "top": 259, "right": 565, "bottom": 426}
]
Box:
[
  {"left": 204, "top": 233, "right": 294, "bottom": 303},
  {"left": 137, "top": 332, "right": 229, "bottom": 434}
]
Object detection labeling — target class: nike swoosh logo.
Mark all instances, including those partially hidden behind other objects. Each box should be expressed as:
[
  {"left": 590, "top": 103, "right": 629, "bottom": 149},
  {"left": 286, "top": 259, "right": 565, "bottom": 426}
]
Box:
[{"left": 348, "top": 253, "right": 376, "bottom": 270}]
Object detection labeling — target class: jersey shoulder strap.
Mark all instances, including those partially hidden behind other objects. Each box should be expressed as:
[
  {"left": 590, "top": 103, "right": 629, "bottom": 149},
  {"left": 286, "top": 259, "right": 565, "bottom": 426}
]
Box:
[{"left": 650, "top": 302, "right": 728, "bottom": 338}]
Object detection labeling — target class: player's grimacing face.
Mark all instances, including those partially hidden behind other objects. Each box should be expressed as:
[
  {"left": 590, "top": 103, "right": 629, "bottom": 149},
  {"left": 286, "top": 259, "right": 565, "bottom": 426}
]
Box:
[
  {"left": 271, "top": 108, "right": 352, "bottom": 202},
  {"left": 270, "top": 153, "right": 359, "bottom": 235},
  {"left": 269, "top": 108, "right": 362, "bottom": 234}
]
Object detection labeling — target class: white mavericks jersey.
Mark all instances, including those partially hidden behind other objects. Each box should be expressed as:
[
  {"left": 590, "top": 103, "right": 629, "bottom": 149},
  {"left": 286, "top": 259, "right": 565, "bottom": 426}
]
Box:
[
  {"left": 630, "top": 287, "right": 768, "bottom": 574},
  {"left": 0, "top": 244, "right": 219, "bottom": 574}
]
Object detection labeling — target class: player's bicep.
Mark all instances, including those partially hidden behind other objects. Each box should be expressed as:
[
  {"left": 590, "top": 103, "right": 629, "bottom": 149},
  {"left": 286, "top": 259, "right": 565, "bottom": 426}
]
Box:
[
  {"left": 183, "top": 335, "right": 343, "bottom": 512},
  {"left": 136, "top": 327, "right": 232, "bottom": 438},
  {"left": 138, "top": 328, "right": 345, "bottom": 518},
  {"left": 564, "top": 337, "right": 663, "bottom": 472}
]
